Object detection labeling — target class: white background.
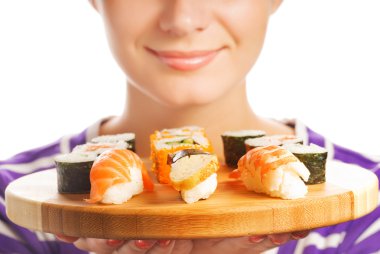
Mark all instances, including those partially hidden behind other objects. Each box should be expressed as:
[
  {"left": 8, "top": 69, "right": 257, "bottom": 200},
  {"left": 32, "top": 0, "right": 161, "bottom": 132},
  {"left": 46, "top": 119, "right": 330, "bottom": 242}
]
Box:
[{"left": 0, "top": 0, "right": 379, "bottom": 160}]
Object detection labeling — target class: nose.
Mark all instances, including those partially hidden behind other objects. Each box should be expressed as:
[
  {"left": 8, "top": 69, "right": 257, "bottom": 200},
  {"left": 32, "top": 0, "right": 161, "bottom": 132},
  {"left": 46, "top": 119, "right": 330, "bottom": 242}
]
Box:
[{"left": 159, "top": 0, "right": 211, "bottom": 36}]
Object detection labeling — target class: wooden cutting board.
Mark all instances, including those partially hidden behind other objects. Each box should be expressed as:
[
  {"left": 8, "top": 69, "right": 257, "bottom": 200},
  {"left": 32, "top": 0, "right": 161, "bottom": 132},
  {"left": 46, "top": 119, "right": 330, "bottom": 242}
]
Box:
[{"left": 5, "top": 160, "right": 378, "bottom": 239}]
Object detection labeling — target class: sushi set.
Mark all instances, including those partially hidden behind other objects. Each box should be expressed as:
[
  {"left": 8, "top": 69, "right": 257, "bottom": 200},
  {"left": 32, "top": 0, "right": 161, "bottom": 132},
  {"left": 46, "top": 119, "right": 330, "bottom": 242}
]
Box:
[{"left": 5, "top": 127, "right": 379, "bottom": 239}]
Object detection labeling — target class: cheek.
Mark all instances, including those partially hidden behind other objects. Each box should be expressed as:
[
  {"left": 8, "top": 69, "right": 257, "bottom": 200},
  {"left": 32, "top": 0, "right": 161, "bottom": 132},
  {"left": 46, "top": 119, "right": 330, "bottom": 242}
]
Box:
[
  {"left": 217, "top": 1, "right": 270, "bottom": 66},
  {"left": 100, "top": 1, "right": 160, "bottom": 76}
]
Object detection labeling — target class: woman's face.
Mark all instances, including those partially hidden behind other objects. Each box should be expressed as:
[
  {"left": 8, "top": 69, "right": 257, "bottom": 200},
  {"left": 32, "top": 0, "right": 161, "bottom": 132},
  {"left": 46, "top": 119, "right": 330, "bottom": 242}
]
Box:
[{"left": 92, "top": 0, "right": 282, "bottom": 107}]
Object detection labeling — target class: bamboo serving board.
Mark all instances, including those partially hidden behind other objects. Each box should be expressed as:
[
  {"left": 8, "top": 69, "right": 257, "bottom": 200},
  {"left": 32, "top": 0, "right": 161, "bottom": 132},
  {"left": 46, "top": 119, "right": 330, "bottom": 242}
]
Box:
[{"left": 5, "top": 160, "right": 379, "bottom": 239}]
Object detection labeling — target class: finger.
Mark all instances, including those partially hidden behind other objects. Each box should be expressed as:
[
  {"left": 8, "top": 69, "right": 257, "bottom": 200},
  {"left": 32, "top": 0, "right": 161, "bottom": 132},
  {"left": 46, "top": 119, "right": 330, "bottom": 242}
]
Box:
[
  {"left": 116, "top": 240, "right": 157, "bottom": 254},
  {"left": 156, "top": 240, "right": 173, "bottom": 248},
  {"left": 198, "top": 238, "right": 224, "bottom": 245},
  {"left": 268, "top": 233, "right": 291, "bottom": 245},
  {"left": 74, "top": 238, "right": 124, "bottom": 254},
  {"left": 291, "top": 230, "right": 310, "bottom": 240},
  {"left": 251, "top": 236, "right": 287, "bottom": 253},
  {"left": 146, "top": 240, "right": 175, "bottom": 254},
  {"left": 214, "top": 236, "right": 264, "bottom": 251},
  {"left": 55, "top": 234, "right": 79, "bottom": 243},
  {"left": 214, "top": 236, "right": 285, "bottom": 254},
  {"left": 248, "top": 235, "right": 266, "bottom": 244},
  {"left": 73, "top": 238, "right": 92, "bottom": 252},
  {"left": 192, "top": 238, "right": 224, "bottom": 249},
  {"left": 170, "top": 240, "right": 193, "bottom": 254},
  {"left": 106, "top": 239, "right": 125, "bottom": 249}
]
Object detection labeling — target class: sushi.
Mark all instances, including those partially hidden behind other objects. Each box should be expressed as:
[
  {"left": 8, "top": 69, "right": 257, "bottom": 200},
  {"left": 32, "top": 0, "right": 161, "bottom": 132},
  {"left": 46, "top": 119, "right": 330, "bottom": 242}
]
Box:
[
  {"left": 91, "top": 133, "right": 136, "bottom": 152},
  {"left": 54, "top": 133, "right": 137, "bottom": 195},
  {"left": 221, "top": 130, "right": 266, "bottom": 168},
  {"left": 151, "top": 126, "right": 205, "bottom": 140},
  {"left": 72, "top": 141, "right": 129, "bottom": 156},
  {"left": 245, "top": 134, "right": 303, "bottom": 152},
  {"left": 55, "top": 152, "right": 97, "bottom": 194},
  {"left": 283, "top": 143, "right": 328, "bottom": 184},
  {"left": 86, "top": 149, "right": 154, "bottom": 204},
  {"left": 150, "top": 127, "right": 213, "bottom": 184},
  {"left": 231, "top": 145, "right": 310, "bottom": 199},
  {"left": 169, "top": 149, "right": 219, "bottom": 204}
]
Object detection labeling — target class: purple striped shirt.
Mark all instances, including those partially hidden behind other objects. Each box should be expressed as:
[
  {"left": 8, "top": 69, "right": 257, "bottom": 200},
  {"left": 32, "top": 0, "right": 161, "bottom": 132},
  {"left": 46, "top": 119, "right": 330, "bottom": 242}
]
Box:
[
  {"left": 0, "top": 120, "right": 379, "bottom": 254},
  {"left": 277, "top": 122, "right": 380, "bottom": 254}
]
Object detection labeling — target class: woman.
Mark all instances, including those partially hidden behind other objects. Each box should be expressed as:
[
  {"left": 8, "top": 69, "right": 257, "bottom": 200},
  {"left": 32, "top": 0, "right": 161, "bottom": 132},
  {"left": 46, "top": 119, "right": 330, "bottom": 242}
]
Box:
[{"left": 1, "top": 0, "right": 378, "bottom": 253}]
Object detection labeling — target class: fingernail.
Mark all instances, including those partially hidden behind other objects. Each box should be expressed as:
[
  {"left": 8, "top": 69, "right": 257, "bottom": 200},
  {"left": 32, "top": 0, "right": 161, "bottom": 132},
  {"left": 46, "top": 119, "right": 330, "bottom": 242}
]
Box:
[
  {"left": 55, "top": 234, "right": 79, "bottom": 243},
  {"left": 158, "top": 240, "right": 171, "bottom": 247},
  {"left": 292, "top": 230, "right": 309, "bottom": 240},
  {"left": 106, "top": 239, "right": 124, "bottom": 247},
  {"left": 271, "top": 238, "right": 287, "bottom": 245},
  {"left": 135, "top": 240, "right": 155, "bottom": 249},
  {"left": 249, "top": 235, "right": 265, "bottom": 243}
]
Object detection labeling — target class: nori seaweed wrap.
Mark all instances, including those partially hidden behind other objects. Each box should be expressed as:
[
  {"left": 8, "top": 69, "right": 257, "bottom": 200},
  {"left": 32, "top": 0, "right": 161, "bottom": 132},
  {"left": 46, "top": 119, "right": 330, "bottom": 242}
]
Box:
[
  {"left": 55, "top": 153, "right": 96, "bottom": 194},
  {"left": 221, "top": 130, "right": 266, "bottom": 168},
  {"left": 283, "top": 143, "right": 328, "bottom": 184}
]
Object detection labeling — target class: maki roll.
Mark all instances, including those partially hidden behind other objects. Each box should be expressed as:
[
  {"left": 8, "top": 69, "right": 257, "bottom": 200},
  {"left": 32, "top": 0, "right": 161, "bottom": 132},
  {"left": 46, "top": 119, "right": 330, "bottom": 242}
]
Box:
[
  {"left": 86, "top": 149, "right": 154, "bottom": 204},
  {"left": 231, "top": 145, "right": 310, "bottom": 199},
  {"left": 150, "top": 127, "right": 213, "bottom": 184},
  {"left": 55, "top": 153, "right": 97, "bottom": 194},
  {"left": 55, "top": 133, "right": 137, "bottom": 194},
  {"left": 283, "top": 143, "right": 328, "bottom": 184},
  {"left": 245, "top": 135, "right": 303, "bottom": 152},
  {"left": 152, "top": 126, "right": 205, "bottom": 139},
  {"left": 169, "top": 149, "right": 219, "bottom": 204},
  {"left": 221, "top": 130, "right": 266, "bottom": 168},
  {"left": 72, "top": 141, "right": 130, "bottom": 156},
  {"left": 91, "top": 133, "right": 136, "bottom": 152}
]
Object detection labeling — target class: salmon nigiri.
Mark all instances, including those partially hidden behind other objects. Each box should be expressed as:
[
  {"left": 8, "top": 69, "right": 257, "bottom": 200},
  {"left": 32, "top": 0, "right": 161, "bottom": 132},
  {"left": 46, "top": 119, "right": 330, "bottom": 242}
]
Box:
[
  {"left": 86, "top": 149, "right": 154, "bottom": 204},
  {"left": 230, "top": 145, "right": 310, "bottom": 199}
]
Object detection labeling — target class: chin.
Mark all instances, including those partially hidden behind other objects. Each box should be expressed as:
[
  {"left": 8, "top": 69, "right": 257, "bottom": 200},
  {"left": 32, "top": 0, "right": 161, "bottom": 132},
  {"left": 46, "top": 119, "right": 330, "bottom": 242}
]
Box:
[{"left": 130, "top": 69, "right": 235, "bottom": 108}]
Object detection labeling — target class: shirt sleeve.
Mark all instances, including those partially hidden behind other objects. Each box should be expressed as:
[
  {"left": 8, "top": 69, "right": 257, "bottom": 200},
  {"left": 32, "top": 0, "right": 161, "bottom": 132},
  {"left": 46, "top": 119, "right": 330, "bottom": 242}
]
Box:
[
  {"left": 277, "top": 124, "right": 380, "bottom": 254},
  {"left": 0, "top": 129, "right": 89, "bottom": 254}
]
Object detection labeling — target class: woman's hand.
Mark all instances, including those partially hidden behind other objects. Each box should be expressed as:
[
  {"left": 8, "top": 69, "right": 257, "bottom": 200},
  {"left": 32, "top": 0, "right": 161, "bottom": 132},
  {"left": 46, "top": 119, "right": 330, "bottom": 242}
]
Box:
[
  {"left": 56, "top": 230, "right": 309, "bottom": 254},
  {"left": 56, "top": 235, "right": 193, "bottom": 254},
  {"left": 190, "top": 230, "right": 310, "bottom": 254}
]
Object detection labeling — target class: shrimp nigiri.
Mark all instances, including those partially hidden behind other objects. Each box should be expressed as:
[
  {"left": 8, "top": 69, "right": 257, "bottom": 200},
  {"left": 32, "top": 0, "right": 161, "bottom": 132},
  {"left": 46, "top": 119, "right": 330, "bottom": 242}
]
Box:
[
  {"left": 230, "top": 145, "right": 310, "bottom": 199},
  {"left": 86, "top": 149, "right": 154, "bottom": 204}
]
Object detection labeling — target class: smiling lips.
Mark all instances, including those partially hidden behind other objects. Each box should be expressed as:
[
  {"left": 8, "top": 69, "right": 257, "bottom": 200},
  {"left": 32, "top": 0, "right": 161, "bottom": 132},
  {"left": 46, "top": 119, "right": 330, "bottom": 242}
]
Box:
[{"left": 147, "top": 48, "right": 222, "bottom": 71}]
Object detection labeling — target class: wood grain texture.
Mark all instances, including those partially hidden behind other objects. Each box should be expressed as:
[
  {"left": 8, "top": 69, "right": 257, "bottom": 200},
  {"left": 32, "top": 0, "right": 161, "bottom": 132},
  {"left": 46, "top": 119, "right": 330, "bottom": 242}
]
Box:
[{"left": 5, "top": 160, "right": 379, "bottom": 239}]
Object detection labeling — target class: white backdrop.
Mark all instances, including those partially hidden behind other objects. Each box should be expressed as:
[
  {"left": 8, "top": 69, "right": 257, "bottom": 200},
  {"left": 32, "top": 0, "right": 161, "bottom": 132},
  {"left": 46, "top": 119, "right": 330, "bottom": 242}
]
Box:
[{"left": 0, "top": 0, "right": 379, "bottom": 160}]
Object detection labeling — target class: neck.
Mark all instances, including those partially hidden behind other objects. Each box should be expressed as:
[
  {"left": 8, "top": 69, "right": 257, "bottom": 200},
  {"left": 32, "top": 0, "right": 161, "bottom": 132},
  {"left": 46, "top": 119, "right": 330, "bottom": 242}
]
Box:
[
  {"left": 127, "top": 80, "right": 254, "bottom": 126},
  {"left": 100, "top": 80, "right": 292, "bottom": 158}
]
